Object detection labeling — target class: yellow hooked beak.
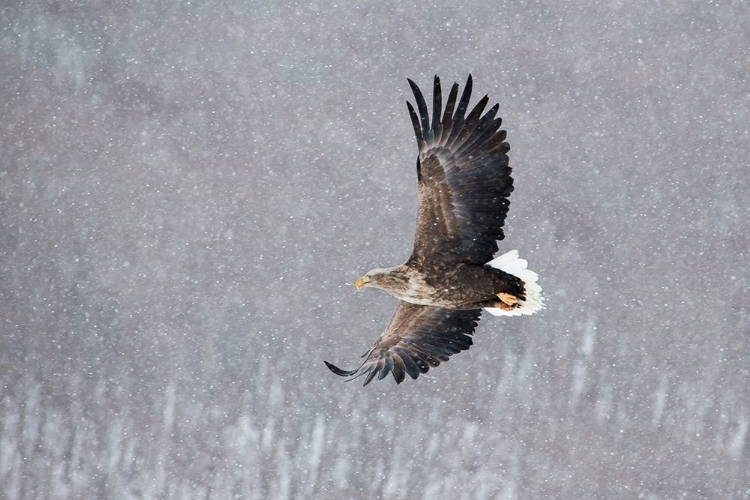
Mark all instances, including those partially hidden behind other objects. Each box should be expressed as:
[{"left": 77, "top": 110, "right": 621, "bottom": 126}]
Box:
[{"left": 355, "top": 276, "right": 370, "bottom": 290}]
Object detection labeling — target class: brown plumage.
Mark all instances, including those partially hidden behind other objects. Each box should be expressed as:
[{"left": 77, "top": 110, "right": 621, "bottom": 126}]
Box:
[{"left": 325, "top": 75, "right": 544, "bottom": 386}]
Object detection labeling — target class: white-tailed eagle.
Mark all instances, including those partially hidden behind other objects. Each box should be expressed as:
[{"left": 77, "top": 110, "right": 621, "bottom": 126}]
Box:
[{"left": 325, "top": 75, "right": 543, "bottom": 386}]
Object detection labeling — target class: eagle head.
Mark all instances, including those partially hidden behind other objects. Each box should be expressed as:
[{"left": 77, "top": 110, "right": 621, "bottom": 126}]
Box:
[{"left": 355, "top": 266, "right": 409, "bottom": 291}]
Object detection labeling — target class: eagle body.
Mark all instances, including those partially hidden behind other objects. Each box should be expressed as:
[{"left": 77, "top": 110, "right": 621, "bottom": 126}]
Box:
[
  {"left": 364, "top": 262, "right": 525, "bottom": 310},
  {"left": 325, "top": 75, "right": 544, "bottom": 386}
]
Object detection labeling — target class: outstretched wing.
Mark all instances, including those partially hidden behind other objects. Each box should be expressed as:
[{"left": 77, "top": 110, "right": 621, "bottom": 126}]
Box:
[
  {"left": 325, "top": 302, "right": 481, "bottom": 386},
  {"left": 407, "top": 75, "right": 514, "bottom": 267}
]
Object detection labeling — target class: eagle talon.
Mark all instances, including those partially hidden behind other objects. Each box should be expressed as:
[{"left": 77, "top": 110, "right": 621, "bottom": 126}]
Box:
[
  {"left": 497, "top": 293, "right": 518, "bottom": 306},
  {"left": 494, "top": 301, "right": 517, "bottom": 311}
]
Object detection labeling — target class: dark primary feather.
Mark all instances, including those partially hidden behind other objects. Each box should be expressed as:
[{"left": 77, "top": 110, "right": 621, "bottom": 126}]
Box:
[
  {"left": 407, "top": 74, "right": 513, "bottom": 266},
  {"left": 324, "top": 302, "right": 481, "bottom": 386},
  {"left": 406, "top": 102, "right": 424, "bottom": 151},
  {"left": 437, "top": 82, "right": 459, "bottom": 145},
  {"left": 431, "top": 76, "right": 442, "bottom": 135},
  {"left": 407, "top": 79, "right": 431, "bottom": 143}
]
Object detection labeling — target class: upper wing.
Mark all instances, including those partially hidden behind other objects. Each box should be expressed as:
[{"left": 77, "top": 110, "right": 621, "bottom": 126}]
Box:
[
  {"left": 324, "top": 302, "right": 481, "bottom": 386},
  {"left": 407, "top": 75, "right": 514, "bottom": 266}
]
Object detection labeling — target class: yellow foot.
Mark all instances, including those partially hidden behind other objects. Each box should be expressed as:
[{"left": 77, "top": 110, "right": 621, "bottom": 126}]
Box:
[
  {"left": 494, "top": 301, "right": 516, "bottom": 311},
  {"left": 497, "top": 293, "right": 518, "bottom": 306}
]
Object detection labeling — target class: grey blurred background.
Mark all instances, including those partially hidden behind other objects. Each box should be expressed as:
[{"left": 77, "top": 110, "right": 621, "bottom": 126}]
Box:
[{"left": 1, "top": 0, "right": 748, "bottom": 498}]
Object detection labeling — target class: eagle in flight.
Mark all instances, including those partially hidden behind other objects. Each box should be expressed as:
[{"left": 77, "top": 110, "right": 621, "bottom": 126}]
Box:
[{"left": 325, "top": 75, "right": 543, "bottom": 386}]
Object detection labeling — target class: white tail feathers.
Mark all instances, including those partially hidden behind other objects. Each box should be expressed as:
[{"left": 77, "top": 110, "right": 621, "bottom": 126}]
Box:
[{"left": 484, "top": 250, "right": 544, "bottom": 317}]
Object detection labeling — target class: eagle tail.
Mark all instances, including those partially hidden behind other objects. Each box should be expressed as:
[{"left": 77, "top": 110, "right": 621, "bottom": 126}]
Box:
[{"left": 484, "top": 250, "right": 544, "bottom": 316}]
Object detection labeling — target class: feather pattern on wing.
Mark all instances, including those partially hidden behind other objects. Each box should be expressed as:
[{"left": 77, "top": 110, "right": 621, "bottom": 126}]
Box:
[
  {"left": 407, "top": 75, "right": 513, "bottom": 266},
  {"left": 324, "top": 302, "right": 481, "bottom": 386}
]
